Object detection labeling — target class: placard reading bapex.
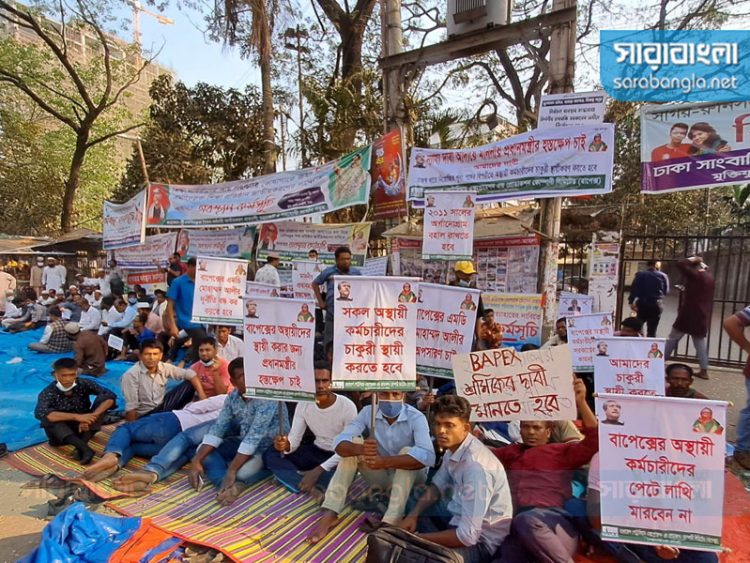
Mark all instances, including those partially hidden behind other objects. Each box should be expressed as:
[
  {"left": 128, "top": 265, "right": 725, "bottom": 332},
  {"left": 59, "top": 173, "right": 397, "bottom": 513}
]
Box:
[
  {"left": 145, "top": 145, "right": 371, "bottom": 227},
  {"left": 408, "top": 124, "right": 614, "bottom": 203}
]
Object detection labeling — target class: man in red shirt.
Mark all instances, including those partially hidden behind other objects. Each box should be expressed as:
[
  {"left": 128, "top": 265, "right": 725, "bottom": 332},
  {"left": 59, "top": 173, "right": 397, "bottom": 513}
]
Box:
[
  {"left": 492, "top": 377, "right": 598, "bottom": 562},
  {"left": 191, "top": 337, "right": 232, "bottom": 397},
  {"left": 650, "top": 122, "right": 690, "bottom": 161}
]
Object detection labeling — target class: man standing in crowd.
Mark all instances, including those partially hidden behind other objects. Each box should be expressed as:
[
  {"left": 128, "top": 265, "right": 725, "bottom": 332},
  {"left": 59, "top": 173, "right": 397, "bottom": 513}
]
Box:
[
  {"left": 154, "top": 253, "right": 187, "bottom": 287},
  {"left": 30, "top": 257, "right": 44, "bottom": 297},
  {"left": 255, "top": 252, "right": 281, "bottom": 287},
  {"left": 665, "top": 256, "right": 714, "bottom": 379},
  {"left": 165, "top": 257, "right": 207, "bottom": 364},
  {"left": 629, "top": 259, "right": 668, "bottom": 337},
  {"left": 215, "top": 325, "right": 243, "bottom": 362},
  {"left": 312, "top": 246, "right": 362, "bottom": 346},
  {"left": 28, "top": 307, "right": 74, "bottom": 353},
  {"left": 724, "top": 307, "right": 750, "bottom": 469},
  {"left": 42, "top": 257, "right": 66, "bottom": 293}
]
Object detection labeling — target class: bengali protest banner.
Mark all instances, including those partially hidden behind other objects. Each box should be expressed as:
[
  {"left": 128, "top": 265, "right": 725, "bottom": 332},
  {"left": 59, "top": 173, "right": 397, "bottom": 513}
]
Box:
[
  {"left": 103, "top": 191, "right": 146, "bottom": 250},
  {"left": 291, "top": 261, "right": 322, "bottom": 300},
  {"left": 558, "top": 292, "right": 594, "bottom": 318},
  {"left": 112, "top": 232, "right": 178, "bottom": 269},
  {"left": 593, "top": 337, "right": 666, "bottom": 396},
  {"left": 243, "top": 296, "right": 316, "bottom": 401},
  {"left": 482, "top": 293, "right": 543, "bottom": 349},
  {"left": 176, "top": 227, "right": 255, "bottom": 259},
  {"left": 362, "top": 256, "right": 388, "bottom": 276},
  {"left": 145, "top": 145, "right": 372, "bottom": 228},
  {"left": 588, "top": 240, "right": 620, "bottom": 314},
  {"left": 372, "top": 129, "right": 407, "bottom": 219},
  {"left": 422, "top": 190, "right": 476, "bottom": 260},
  {"left": 416, "top": 284, "right": 480, "bottom": 378},
  {"left": 568, "top": 312, "right": 614, "bottom": 372},
  {"left": 192, "top": 256, "right": 248, "bottom": 325},
  {"left": 126, "top": 271, "right": 167, "bottom": 293},
  {"left": 408, "top": 124, "right": 614, "bottom": 204},
  {"left": 641, "top": 100, "right": 750, "bottom": 194},
  {"left": 245, "top": 281, "right": 281, "bottom": 298},
  {"left": 332, "top": 276, "right": 419, "bottom": 391},
  {"left": 256, "top": 221, "right": 371, "bottom": 267},
  {"left": 453, "top": 345, "right": 577, "bottom": 422},
  {"left": 597, "top": 394, "right": 726, "bottom": 552},
  {"left": 537, "top": 91, "right": 607, "bottom": 129}
]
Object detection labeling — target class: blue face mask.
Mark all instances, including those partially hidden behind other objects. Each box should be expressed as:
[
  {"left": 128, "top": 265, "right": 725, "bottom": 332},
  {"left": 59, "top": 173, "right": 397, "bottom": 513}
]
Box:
[
  {"left": 457, "top": 279, "right": 471, "bottom": 287},
  {"left": 379, "top": 399, "right": 403, "bottom": 418},
  {"left": 128, "top": 297, "right": 137, "bottom": 304}
]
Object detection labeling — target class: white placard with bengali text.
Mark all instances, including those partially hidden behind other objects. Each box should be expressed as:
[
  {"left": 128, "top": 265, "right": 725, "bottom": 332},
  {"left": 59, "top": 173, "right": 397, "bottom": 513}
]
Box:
[
  {"left": 292, "top": 260, "right": 323, "bottom": 300},
  {"left": 243, "top": 296, "right": 316, "bottom": 402},
  {"left": 422, "top": 190, "right": 476, "bottom": 260},
  {"left": 567, "top": 313, "right": 614, "bottom": 372},
  {"left": 453, "top": 345, "right": 577, "bottom": 422},
  {"left": 537, "top": 91, "right": 607, "bottom": 129},
  {"left": 192, "top": 256, "right": 248, "bottom": 325},
  {"left": 416, "top": 284, "right": 480, "bottom": 378},
  {"left": 246, "top": 281, "right": 281, "bottom": 298},
  {"left": 332, "top": 276, "right": 419, "bottom": 391},
  {"left": 593, "top": 337, "right": 666, "bottom": 397},
  {"left": 558, "top": 292, "right": 594, "bottom": 317},
  {"left": 103, "top": 191, "right": 146, "bottom": 250},
  {"left": 362, "top": 256, "right": 388, "bottom": 277},
  {"left": 597, "top": 394, "right": 726, "bottom": 552}
]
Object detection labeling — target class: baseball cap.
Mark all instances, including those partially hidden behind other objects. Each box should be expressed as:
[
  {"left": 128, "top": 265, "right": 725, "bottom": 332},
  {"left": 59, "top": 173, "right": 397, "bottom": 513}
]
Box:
[
  {"left": 64, "top": 322, "right": 80, "bottom": 335},
  {"left": 454, "top": 261, "right": 477, "bottom": 275}
]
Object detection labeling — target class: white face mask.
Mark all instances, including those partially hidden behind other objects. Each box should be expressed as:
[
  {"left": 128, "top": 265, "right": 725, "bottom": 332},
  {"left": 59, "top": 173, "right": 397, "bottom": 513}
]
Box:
[{"left": 56, "top": 380, "right": 77, "bottom": 392}]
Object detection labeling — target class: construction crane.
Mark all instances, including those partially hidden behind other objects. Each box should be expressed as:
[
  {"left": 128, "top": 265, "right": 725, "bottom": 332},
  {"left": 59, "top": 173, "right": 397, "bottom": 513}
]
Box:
[{"left": 130, "top": 0, "right": 174, "bottom": 47}]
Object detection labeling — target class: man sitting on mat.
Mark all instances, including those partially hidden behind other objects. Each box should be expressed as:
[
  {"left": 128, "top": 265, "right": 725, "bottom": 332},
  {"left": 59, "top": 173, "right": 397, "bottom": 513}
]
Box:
[
  {"left": 308, "top": 391, "right": 435, "bottom": 544},
  {"left": 34, "top": 357, "right": 116, "bottom": 465},
  {"left": 121, "top": 339, "right": 207, "bottom": 421},
  {"left": 263, "top": 362, "right": 357, "bottom": 501}
]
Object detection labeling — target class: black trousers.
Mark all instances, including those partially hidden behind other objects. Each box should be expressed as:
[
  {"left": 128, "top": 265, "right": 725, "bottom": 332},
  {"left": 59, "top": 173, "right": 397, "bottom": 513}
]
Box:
[
  {"left": 145, "top": 380, "right": 197, "bottom": 416},
  {"left": 166, "top": 327, "right": 207, "bottom": 364},
  {"left": 636, "top": 301, "right": 663, "bottom": 337},
  {"left": 43, "top": 421, "right": 96, "bottom": 446}
]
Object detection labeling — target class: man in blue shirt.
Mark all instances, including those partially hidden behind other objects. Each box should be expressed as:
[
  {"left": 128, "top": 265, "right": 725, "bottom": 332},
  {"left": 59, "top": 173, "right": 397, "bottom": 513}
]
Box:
[
  {"left": 628, "top": 260, "right": 668, "bottom": 337},
  {"left": 308, "top": 391, "right": 435, "bottom": 544},
  {"left": 312, "top": 246, "right": 362, "bottom": 345},
  {"left": 165, "top": 257, "right": 207, "bottom": 363}
]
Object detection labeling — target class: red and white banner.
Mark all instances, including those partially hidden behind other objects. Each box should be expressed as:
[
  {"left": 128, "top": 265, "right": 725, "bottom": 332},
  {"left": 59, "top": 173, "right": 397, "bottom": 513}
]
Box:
[{"left": 192, "top": 256, "right": 248, "bottom": 325}]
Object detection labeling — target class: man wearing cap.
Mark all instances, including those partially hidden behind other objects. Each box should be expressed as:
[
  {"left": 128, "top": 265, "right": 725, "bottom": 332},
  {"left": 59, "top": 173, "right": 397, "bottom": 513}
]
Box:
[
  {"left": 42, "top": 257, "right": 67, "bottom": 293},
  {"left": 65, "top": 322, "right": 108, "bottom": 376},
  {"left": 28, "top": 307, "right": 74, "bottom": 353},
  {"left": 30, "top": 257, "right": 45, "bottom": 298},
  {"left": 451, "top": 261, "right": 484, "bottom": 343},
  {"left": 165, "top": 257, "right": 207, "bottom": 365},
  {"left": 254, "top": 253, "right": 281, "bottom": 288},
  {"left": 90, "top": 289, "right": 103, "bottom": 309}
]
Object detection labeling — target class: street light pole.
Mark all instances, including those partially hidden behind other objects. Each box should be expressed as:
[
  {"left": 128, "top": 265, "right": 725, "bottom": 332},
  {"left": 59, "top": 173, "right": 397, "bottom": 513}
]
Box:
[{"left": 284, "top": 26, "right": 309, "bottom": 168}]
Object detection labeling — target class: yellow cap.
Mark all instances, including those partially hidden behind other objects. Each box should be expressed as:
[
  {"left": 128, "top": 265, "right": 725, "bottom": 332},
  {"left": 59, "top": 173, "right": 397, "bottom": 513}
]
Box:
[{"left": 454, "top": 261, "right": 477, "bottom": 275}]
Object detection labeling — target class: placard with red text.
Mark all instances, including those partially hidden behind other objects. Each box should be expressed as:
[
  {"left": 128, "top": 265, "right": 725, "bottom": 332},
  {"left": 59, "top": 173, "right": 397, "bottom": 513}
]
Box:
[
  {"left": 593, "top": 337, "right": 666, "bottom": 396},
  {"left": 567, "top": 312, "right": 614, "bottom": 372},
  {"left": 192, "top": 256, "right": 248, "bottom": 325}
]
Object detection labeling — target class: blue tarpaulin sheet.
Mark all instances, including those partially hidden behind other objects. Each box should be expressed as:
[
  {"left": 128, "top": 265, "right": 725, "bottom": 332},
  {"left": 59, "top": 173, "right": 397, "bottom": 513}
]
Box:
[{"left": 0, "top": 328, "right": 129, "bottom": 451}]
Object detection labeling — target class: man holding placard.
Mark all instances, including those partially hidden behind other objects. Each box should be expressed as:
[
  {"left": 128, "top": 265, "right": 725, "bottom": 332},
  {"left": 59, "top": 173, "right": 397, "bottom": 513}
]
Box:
[
  {"left": 312, "top": 246, "right": 362, "bottom": 345},
  {"left": 164, "top": 257, "right": 207, "bottom": 365}
]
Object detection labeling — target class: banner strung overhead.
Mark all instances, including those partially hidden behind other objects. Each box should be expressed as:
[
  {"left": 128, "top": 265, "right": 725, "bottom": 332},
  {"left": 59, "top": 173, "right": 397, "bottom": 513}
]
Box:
[
  {"left": 416, "top": 284, "right": 480, "bottom": 378},
  {"left": 145, "top": 145, "right": 372, "bottom": 227},
  {"left": 103, "top": 191, "right": 146, "bottom": 250},
  {"left": 192, "top": 257, "right": 248, "bottom": 325},
  {"left": 372, "top": 129, "right": 408, "bottom": 219},
  {"left": 291, "top": 261, "right": 322, "bottom": 300},
  {"left": 593, "top": 337, "right": 666, "bottom": 396},
  {"left": 243, "top": 296, "right": 316, "bottom": 402},
  {"left": 176, "top": 227, "right": 255, "bottom": 259},
  {"left": 597, "top": 394, "right": 726, "bottom": 552},
  {"left": 408, "top": 124, "right": 615, "bottom": 203},
  {"left": 256, "top": 221, "right": 371, "bottom": 267},
  {"left": 454, "top": 345, "right": 577, "bottom": 422},
  {"left": 568, "top": 312, "right": 614, "bottom": 372},
  {"left": 332, "top": 276, "right": 419, "bottom": 391},
  {"left": 422, "top": 190, "right": 476, "bottom": 260},
  {"left": 482, "top": 293, "right": 543, "bottom": 349},
  {"left": 112, "top": 232, "right": 178, "bottom": 269},
  {"left": 641, "top": 101, "right": 750, "bottom": 194},
  {"left": 558, "top": 292, "right": 594, "bottom": 318},
  {"left": 126, "top": 271, "right": 167, "bottom": 294}
]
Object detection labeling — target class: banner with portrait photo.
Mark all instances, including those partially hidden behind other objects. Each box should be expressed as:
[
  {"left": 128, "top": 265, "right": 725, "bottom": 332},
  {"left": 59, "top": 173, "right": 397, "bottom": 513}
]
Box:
[
  {"left": 144, "top": 144, "right": 372, "bottom": 227},
  {"left": 176, "top": 227, "right": 255, "bottom": 259},
  {"left": 597, "top": 394, "right": 726, "bottom": 552},
  {"left": 567, "top": 312, "right": 615, "bottom": 372},
  {"left": 416, "top": 284, "right": 480, "bottom": 378},
  {"left": 453, "top": 345, "right": 577, "bottom": 422},
  {"left": 641, "top": 101, "right": 750, "bottom": 194},
  {"left": 481, "top": 293, "right": 543, "bottom": 349},
  {"left": 593, "top": 337, "right": 666, "bottom": 396},
  {"left": 256, "top": 221, "right": 371, "bottom": 267},
  {"left": 408, "top": 124, "right": 615, "bottom": 204},
  {"left": 103, "top": 191, "right": 146, "bottom": 250},
  {"left": 589, "top": 240, "right": 620, "bottom": 314},
  {"left": 332, "top": 276, "right": 419, "bottom": 391},
  {"left": 192, "top": 256, "right": 248, "bottom": 325},
  {"left": 112, "top": 232, "right": 178, "bottom": 269},
  {"left": 372, "top": 129, "right": 407, "bottom": 219},
  {"left": 558, "top": 292, "right": 594, "bottom": 318},
  {"left": 243, "top": 297, "right": 316, "bottom": 402}
]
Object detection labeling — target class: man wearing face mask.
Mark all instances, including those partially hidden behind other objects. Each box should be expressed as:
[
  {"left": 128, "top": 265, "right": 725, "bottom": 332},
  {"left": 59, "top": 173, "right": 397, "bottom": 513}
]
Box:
[
  {"left": 450, "top": 261, "right": 484, "bottom": 345},
  {"left": 34, "top": 357, "right": 116, "bottom": 465},
  {"left": 308, "top": 391, "right": 435, "bottom": 544},
  {"left": 191, "top": 336, "right": 232, "bottom": 397}
]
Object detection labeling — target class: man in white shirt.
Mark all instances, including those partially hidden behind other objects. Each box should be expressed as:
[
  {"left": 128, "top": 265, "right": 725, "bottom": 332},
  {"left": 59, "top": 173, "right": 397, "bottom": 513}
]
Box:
[
  {"left": 151, "top": 289, "right": 167, "bottom": 319},
  {"left": 0, "top": 271, "right": 17, "bottom": 313},
  {"left": 107, "top": 297, "right": 138, "bottom": 335},
  {"left": 215, "top": 325, "right": 243, "bottom": 362},
  {"left": 264, "top": 364, "right": 357, "bottom": 500},
  {"left": 78, "top": 298, "right": 102, "bottom": 331},
  {"left": 42, "top": 257, "right": 66, "bottom": 293},
  {"left": 1, "top": 291, "right": 19, "bottom": 320},
  {"left": 254, "top": 252, "right": 281, "bottom": 288}
]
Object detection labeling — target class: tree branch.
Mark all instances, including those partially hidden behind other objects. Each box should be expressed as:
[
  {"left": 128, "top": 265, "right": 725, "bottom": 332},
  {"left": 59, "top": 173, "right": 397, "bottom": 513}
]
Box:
[
  {"left": 87, "top": 122, "right": 146, "bottom": 148},
  {"left": 0, "top": 71, "right": 79, "bottom": 130}
]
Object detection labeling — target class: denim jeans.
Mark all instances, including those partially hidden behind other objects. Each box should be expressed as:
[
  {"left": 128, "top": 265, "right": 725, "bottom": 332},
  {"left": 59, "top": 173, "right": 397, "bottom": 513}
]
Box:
[
  {"left": 736, "top": 378, "right": 750, "bottom": 453},
  {"left": 105, "top": 412, "right": 182, "bottom": 467},
  {"left": 262, "top": 442, "right": 333, "bottom": 493},
  {"left": 144, "top": 420, "right": 214, "bottom": 481},
  {"left": 202, "top": 436, "right": 269, "bottom": 487}
]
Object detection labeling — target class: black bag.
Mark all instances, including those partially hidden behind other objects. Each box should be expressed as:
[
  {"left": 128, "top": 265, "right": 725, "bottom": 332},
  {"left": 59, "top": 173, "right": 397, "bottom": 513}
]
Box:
[{"left": 365, "top": 526, "right": 463, "bottom": 563}]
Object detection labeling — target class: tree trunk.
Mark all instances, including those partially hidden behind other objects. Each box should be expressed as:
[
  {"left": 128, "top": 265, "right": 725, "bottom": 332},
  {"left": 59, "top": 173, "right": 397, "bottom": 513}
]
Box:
[
  {"left": 258, "top": 5, "right": 276, "bottom": 175},
  {"left": 61, "top": 132, "right": 89, "bottom": 233}
]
